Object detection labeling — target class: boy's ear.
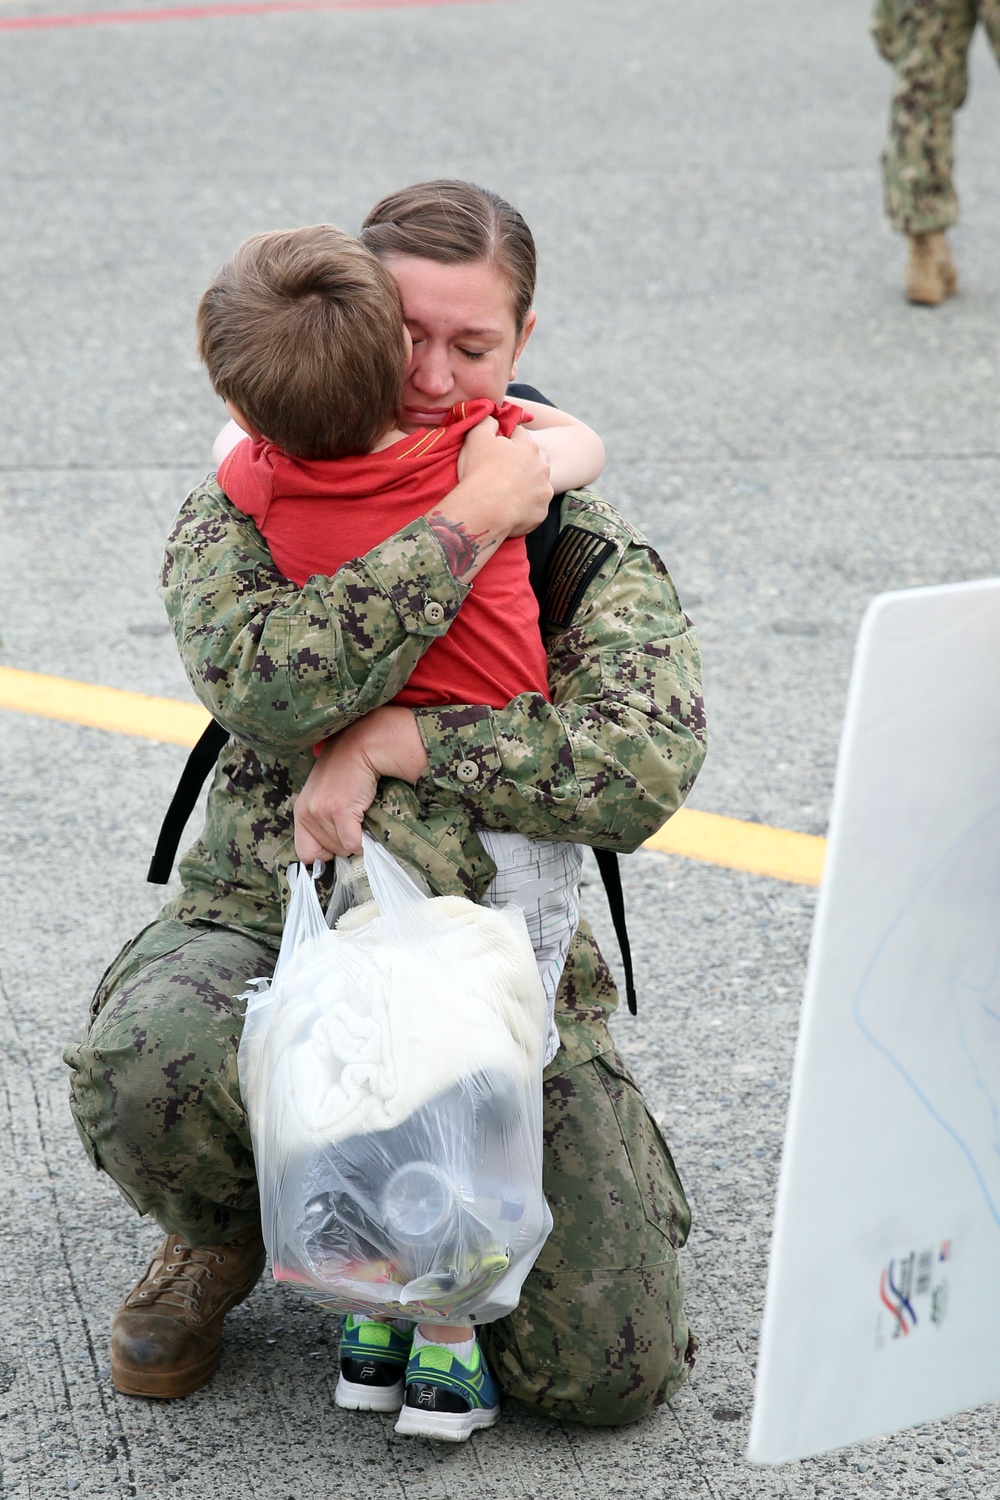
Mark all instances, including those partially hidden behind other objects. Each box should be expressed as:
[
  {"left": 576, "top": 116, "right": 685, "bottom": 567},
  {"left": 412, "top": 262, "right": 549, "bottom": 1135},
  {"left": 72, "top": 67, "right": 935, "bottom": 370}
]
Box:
[{"left": 225, "top": 400, "right": 265, "bottom": 442}]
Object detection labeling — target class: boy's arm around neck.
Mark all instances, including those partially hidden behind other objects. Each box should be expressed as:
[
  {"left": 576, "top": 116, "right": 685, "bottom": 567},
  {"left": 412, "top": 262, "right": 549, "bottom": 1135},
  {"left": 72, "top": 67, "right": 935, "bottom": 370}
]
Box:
[{"left": 514, "top": 398, "right": 606, "bottom": 495}]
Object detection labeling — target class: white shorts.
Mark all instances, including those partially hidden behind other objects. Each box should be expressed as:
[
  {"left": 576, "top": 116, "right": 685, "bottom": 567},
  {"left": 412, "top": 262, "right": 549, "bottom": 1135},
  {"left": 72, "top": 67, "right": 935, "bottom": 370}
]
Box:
[{"left": 475, "top": 830, "right": 583, "bottom": 1068}]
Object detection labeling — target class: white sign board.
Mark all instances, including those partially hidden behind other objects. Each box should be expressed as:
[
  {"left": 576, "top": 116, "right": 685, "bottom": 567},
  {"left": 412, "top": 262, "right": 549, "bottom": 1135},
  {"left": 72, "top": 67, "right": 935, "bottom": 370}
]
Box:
[{"left": 749, "top": 579, "right": 1000, "bottom": 1464}]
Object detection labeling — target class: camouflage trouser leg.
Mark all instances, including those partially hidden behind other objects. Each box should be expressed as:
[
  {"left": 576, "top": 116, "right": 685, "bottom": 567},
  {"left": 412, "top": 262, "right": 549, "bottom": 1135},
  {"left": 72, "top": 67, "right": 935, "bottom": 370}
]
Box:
[
  {"left": 64, "top": 918, "right": 276, "bottom": 1244},
  {"left": 65, "top": 916, "right": 694, "bottom": 1426},
  {"left": 979, "top": 1, "right": 1000, "bottom": 69},
  {"left": 480, "top": 925, "right": 695, "bottom": 1428},
  {"left": 872, "top": 0, "right": 980, "bottom": 234}
]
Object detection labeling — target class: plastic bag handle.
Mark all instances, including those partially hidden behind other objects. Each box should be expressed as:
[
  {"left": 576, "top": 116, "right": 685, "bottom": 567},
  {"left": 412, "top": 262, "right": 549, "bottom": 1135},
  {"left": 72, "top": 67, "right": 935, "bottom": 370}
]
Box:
[
  {"left": 272, "top": 861, "right": 328, "bottom": 984},
  {"left": 357, "top": 833, "right": 433, "bottom": 942}
]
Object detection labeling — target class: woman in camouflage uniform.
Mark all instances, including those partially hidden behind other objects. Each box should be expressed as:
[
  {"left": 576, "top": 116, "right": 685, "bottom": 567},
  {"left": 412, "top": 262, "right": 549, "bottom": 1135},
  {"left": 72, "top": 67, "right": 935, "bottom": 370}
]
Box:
[{"left": 65, "top": 181, "right": 707, "bottom": 1428}]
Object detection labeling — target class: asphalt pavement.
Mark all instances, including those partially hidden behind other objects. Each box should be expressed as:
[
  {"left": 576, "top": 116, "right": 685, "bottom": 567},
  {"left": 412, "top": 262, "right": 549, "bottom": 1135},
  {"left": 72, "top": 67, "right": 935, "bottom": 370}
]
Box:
[{"left": 1, "top": 0, "right": 999, "bottom": 1496}]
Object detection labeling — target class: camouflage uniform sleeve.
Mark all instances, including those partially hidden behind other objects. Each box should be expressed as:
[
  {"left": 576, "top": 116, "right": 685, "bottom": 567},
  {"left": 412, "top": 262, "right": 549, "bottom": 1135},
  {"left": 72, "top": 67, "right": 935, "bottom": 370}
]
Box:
[
  {"left": 411, "top": 492, "right": 707, "bottom": 853},
  {"left": 158, "top": 476, "right": 469, "bottom": 756}
]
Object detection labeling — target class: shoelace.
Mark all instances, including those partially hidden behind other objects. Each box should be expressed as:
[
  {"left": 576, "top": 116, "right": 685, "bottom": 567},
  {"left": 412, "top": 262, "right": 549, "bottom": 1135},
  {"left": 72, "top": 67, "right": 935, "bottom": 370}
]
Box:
[{"left": 131, "top": 1240, "right": 228, "bottom": 1314}]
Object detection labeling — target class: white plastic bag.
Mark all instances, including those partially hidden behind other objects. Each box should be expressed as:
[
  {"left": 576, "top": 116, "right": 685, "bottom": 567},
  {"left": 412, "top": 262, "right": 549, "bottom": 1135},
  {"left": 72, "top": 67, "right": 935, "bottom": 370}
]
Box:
[{"left": 237, "top": 834, "right": 552, "bottom": 1324}]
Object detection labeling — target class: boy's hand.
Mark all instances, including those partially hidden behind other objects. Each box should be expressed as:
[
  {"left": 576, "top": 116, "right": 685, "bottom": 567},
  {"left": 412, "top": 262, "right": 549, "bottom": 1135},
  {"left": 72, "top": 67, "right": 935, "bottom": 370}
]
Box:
[{"left": 293, "top": 708, "right": 429, "bottom": 861}]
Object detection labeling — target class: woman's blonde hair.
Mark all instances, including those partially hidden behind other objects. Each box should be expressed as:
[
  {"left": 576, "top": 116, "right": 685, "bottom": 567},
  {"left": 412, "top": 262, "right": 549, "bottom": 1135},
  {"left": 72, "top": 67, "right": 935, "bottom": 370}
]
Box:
[{"left": 361, "top": 180, "right": 536, "bottom": 334}]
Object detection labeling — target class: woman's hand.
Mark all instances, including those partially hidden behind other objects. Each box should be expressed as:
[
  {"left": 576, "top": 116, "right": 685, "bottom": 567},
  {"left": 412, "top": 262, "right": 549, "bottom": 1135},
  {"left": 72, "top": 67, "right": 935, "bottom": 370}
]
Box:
[
  {"left": 293, "top": 706, "right": 430, "bottom": 862},
  {"left": 294, "top": 735, "right": 379, "bottom": 863}
]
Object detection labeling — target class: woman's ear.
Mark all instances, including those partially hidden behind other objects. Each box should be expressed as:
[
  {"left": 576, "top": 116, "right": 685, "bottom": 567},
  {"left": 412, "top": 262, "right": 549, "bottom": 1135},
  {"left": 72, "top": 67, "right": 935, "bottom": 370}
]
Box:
[{"left": 510, "top": 309, "right": 537, "bottom": 380}]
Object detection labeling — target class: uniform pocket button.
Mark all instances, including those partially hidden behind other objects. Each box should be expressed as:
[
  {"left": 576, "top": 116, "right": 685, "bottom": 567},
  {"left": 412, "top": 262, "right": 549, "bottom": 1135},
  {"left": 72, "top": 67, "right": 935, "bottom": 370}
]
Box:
[
  {"left": 456, "top": 760, "right": 481, "bottom": 783},
  {"left": 422, "top": 600, "right": 445, "bottom": 625}
]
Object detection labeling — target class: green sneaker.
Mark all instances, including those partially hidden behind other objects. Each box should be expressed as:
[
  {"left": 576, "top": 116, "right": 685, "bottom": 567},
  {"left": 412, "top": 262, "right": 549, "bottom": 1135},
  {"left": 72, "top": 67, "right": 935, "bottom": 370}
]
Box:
[
  {"left": 394, "top": 1336, "right": 500, "bottom": 1442},
  {"left": 335, "top": 1315, "right": 413, "bottom": 1413}
]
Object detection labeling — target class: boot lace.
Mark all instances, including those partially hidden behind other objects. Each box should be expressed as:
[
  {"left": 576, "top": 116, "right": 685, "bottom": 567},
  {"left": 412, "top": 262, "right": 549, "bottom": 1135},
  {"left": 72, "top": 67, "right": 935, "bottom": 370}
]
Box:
[{"left": 132, "top": 1239, "right": 228, "bottom": 1315}]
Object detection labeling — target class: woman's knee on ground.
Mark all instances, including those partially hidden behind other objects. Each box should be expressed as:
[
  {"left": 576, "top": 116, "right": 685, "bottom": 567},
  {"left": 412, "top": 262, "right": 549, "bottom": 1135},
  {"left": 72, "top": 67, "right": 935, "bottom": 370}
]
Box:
[
  {"left": 483, "top": 1045, "right": 695, "bottom": 1425},
  {"left": 539, "top": 1048, "right": 692, "bottom": 1272},
  {"left": 483, "top": 1260, "right": 693, "bottom": 1427},
  {"left": 64, "top": 919, "right": 273, "bottom": 1237}
]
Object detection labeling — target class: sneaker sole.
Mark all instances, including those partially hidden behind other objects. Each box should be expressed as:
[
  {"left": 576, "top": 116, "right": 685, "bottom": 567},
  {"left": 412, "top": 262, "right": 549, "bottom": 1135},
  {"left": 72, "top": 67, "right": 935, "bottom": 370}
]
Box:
[
  {"left": 335, "top": 1371, "right": 404, "bottom": 1413},
  {"left": 394, "top": 1403, "right": 500, "bottom": 1442}
]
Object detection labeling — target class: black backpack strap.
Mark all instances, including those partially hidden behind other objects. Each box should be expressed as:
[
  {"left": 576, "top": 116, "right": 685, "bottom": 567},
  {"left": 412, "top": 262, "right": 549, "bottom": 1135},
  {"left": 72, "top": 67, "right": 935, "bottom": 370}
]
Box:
[
  {"left": 508, "top": 382, "right": 564, "bottom": 604},
  {"left": 593, "top": 848, "right": 638, "bottom": 1016},
  {"left": 506, "top": 380, "right": 554, "bottom": 408},
  {"left": 508, "top": 381, "right": 615, "bottom": 633},
  {"left": 508, "top": 382, "right": 638, "bottom": 1015},
  {"left": 147, "top": 718, "right": 230, "bottom": 884},
  {"left": 525, "top": 490, "right": 564, "bottom": 604}
]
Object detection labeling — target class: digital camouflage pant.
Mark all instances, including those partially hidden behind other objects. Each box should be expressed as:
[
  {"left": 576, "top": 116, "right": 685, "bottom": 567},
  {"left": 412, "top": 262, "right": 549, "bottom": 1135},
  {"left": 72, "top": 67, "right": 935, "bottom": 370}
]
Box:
[
  {"left": 65, "top": 915, "right": 695, "bottom": 1427},
  {"left": 872, "top": 0, "right": 1000, "bottom": 233}
]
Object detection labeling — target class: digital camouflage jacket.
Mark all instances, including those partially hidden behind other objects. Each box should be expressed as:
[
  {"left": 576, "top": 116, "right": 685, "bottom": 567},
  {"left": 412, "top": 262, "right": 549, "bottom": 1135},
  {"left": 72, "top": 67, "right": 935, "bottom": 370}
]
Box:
[{"left": 156, "top": 477, "right": 707, "bottom": 944}]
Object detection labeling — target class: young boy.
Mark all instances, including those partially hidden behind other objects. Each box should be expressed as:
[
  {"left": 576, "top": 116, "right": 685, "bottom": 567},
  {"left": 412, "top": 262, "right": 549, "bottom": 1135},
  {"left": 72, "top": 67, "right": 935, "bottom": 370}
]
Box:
[{"left": 196, "top": 224, "right": 604, "bottom": 1440}]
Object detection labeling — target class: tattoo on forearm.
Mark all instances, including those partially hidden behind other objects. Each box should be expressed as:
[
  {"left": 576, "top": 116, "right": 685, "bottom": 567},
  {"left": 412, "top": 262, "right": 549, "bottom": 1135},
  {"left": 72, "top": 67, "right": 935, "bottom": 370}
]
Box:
[{"left": 427, "top": 514, "right": 497, "bottom": 578}]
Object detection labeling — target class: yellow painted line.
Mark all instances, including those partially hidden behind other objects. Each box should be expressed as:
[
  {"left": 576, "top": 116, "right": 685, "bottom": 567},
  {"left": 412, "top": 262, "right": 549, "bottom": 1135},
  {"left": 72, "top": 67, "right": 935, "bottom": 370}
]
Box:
[
  {"left": 644, "top": 806, "right": 825, "bottom": 887},
  {"left": 0, "top": 665, "right": 211, "bottom": 747},
  {"left": 0, "top": 666, "right": 827, "bottom": 885}
]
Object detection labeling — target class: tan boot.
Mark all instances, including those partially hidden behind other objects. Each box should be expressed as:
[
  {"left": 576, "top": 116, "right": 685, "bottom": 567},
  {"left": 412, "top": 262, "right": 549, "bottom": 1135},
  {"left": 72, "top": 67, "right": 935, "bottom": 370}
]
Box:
[
  {"left": 111, "top": 1224, "right": 266, "bottom": 1398},
  {"left": 905, "top": 232, "right": 958, "bottom": 306}
]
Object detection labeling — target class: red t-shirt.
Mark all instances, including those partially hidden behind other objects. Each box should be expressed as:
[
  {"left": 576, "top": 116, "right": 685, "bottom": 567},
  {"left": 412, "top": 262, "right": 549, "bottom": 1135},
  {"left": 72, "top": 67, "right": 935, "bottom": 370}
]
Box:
[{"left": 218, "top": 400, "right": 551, "bottom": 709}]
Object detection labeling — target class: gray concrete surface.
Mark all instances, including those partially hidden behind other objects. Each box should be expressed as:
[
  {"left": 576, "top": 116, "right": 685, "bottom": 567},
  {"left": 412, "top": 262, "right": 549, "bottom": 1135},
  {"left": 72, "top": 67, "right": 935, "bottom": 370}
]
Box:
[{"left": 1, "top": 0, "right": 999, "bottom": 1494}]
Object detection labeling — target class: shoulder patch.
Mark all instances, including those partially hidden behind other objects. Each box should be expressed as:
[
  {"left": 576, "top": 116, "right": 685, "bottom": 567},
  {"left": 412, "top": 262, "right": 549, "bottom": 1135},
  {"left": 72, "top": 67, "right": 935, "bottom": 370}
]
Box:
[
  {"left": 541, "top": 525, "right": 617, "bottom": 632},
  {"left": 561, "top": 488, "right": 643, "bottom": 548}
]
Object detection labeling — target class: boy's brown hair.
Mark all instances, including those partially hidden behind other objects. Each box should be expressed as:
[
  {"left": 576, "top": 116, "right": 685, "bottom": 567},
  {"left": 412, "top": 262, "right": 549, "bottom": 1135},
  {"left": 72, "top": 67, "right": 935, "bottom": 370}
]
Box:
[{"left": 197, "top": 225, "right": 405, "bottom": 460}]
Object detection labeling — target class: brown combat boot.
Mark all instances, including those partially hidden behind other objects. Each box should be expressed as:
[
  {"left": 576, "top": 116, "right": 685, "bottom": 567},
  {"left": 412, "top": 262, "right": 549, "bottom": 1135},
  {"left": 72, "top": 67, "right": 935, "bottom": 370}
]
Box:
[
  {"left": 111, "top": 1224, "right": 266, "bottom": 1398},
  {"left": 905, "top": 232, "right": 958, "bottom": 306}
]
